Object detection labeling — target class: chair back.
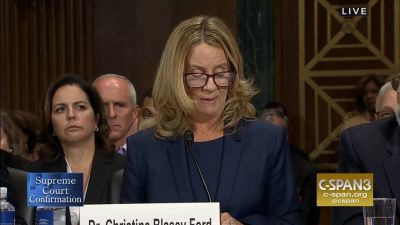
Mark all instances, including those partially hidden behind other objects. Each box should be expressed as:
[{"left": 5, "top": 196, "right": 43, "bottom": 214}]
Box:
[{"left": 8, "top": 167, "right": 34, "bottom": 225}]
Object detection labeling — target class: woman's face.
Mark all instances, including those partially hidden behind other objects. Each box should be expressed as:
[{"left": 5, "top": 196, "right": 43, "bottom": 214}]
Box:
[
  {"left": 363, "top": 81, "right": 379, "bottom": 112},
  {"left": 51, "top": 85, "right": 98, "bottom": 144},
  {"left": 185, "top": 43, "right": 229, "bottom": 123}
]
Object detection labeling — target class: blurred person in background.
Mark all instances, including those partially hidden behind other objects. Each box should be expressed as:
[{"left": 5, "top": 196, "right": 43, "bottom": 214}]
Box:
[
  {"left": 0, "top": 109, "right": 31, "bottom": 169},
  {"left": 9, "top": 110, "right": 42, "bottom": 161},
  {"left": 259, "top": 101, "right": 319, "bottom": 225},
  {"left": 140, "top": 88, "right": 157, "bottom": 121},
  {"left": 93, "top": 74, "right": 139, "bottom": 155},
  {"left": 138, "top": 88, "right": 158, "bottom": 131},
  {"left": 342, "top": 75, "right": 383, "bottom": 130},
  {"left": 0, "top": 109, "right": 24, "bottom": 155}
]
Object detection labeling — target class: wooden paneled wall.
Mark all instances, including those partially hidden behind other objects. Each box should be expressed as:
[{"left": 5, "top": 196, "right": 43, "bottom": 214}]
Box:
[
  {"left": 1, "top": 0, "right": 237, "bottom": 114},
  {"left": 92, "top": 0, "right": 238, "bottom": 105},
  {"left": 0, "top": 0, "right": 93, "bottom": 114},
  {"left": 277, "top": 1, "right": 400, "bottom": 224},
  {"left": 276, "top": 0, "right": 400, "bottom": 160}
]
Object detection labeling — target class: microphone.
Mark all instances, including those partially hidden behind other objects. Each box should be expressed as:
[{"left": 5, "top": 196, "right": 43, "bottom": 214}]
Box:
[{"left": 184, "top": 130, "right": 212, "bottom": 202}]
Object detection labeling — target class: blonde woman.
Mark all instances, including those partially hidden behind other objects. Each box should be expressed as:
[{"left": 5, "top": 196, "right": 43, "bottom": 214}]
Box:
[{"left": 121, "top": 16, "right": 300, "bottom": 225}]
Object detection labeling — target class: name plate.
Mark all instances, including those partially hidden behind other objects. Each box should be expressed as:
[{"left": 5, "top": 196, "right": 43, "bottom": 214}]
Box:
[
  {"left": 80, "top": 203, "right": 220, "bottom": 225},
  {"left": 27, "top": 172, "right": 83, "bottom": 207}
]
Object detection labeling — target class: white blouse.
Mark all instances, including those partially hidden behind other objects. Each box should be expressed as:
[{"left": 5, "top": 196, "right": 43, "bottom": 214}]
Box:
[{"left": 65, "top": 157, "right": 90, "bottom": 225}]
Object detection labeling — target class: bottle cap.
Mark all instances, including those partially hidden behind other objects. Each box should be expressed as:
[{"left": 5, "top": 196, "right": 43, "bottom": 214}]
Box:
[{"left": 0, "top": 187, "right": 7, "bottom": 198}]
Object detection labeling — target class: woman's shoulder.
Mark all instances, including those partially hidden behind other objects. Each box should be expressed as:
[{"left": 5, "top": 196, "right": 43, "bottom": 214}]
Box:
[
  {"left": 129, "top": 127, "right": 156, "bottom": 141},
  {"left": 229, "top": 120, "right": 287, "bottom": 146},
  {"left": 241, "top": 119, "right": 283, "bottom": 134},
  {"left": 128, "top": 127, "right": 169, "bottom": 146}
]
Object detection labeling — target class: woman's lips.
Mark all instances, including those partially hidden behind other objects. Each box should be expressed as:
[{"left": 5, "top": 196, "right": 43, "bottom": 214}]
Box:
[
  {"left": 65, "top": 125, "right": 81, "bottom": 131},
  {"left": 201, "top": 97, "right": 216, "bottom": 102}
]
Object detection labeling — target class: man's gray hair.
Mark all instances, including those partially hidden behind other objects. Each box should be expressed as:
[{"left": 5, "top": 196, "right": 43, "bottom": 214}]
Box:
[
  {"left": 93, "top": 74, "right": 137, "bottom": 105},
  {"left": 375, "top": 81, "right": 394, "bottom": 110}
]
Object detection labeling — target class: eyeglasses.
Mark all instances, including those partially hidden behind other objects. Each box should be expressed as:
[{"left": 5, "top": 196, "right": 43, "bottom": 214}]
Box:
[
  {"left": 184, "top": 71, "right": 235, "bottom": 88},
  {"left": 375, "top": 110, "right": 395, "bottom": 120},
  {"left": 390, "top": 74, "right": 400, "bottom": 93}
]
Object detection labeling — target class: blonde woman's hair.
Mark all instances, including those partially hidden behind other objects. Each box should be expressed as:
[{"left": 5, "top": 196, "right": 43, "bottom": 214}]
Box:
[{"left": 153, "top": 15, "right": 257, "bottom": 138}]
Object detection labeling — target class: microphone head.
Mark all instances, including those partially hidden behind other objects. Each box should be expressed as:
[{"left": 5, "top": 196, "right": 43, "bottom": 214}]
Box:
[{"left": 184, "top": 130, "right": 194, "bottom": 143}]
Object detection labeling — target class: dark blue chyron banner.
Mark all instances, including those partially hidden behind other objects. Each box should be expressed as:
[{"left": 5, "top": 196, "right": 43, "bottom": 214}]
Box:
[{"left": 27, "top": 173, "right": 83, "bottom": 207}]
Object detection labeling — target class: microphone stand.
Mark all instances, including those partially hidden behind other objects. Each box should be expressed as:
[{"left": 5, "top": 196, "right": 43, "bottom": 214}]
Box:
[{"left": 184, "top": 130, "right": 212, "bottom": 202}]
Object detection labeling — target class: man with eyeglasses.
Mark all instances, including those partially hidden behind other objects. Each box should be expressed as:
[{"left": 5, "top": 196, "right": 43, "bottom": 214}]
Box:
[
  {"left": 375, "top": 81, "right": 398, "bottom": 120},
  {"left": 333, "top": 74, "right": 400, "bottom": 225}
]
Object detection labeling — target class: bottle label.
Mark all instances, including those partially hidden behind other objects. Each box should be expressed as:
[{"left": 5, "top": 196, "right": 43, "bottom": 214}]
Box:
[
  {"left": 0, "top": 211, "right": 15, "bottom": 225},
  {"left": 36, "top": 209, "right": 54, "bottom": 225}
]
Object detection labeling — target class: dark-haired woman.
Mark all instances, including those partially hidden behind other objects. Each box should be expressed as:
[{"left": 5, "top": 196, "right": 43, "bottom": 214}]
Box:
[
  {"left": 342, "top": 75, "right": 384, "bottom": 130},
  {"left": 28, "top": 75, "right": 125, "bottom": 225}
]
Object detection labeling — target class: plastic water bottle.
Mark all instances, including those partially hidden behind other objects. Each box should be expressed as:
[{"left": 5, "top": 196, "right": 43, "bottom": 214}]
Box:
[
  {"left": 36, "top": 207, "right": 66, "bottom": 225},
  {"left": 0, "top": 187, "right": 15, "bottom": 225}
]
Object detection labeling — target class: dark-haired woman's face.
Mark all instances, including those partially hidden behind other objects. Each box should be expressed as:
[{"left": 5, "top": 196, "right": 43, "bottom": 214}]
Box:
[
  {"left": 51, "top": 85, "right": 98, "bottom": 144},
  {"left": 363, "top": 81, "right": 379, "bottom": 113}
]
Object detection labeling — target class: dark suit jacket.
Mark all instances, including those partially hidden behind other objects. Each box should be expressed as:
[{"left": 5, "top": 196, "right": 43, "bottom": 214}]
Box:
[
  {"left": 0, "top": 150, "right": 32, "bottom": 171},
  {"left": 121, "top": 120, "right": 300, "bottom": 225},
  {"left": 333, "top": 116, "right": 400, "bottom": 225},
  {"left": 27, "top": 149, "right": 125, "bottom": 204},
  {"left": 290, "top": 146, "right": 319, "bottom": 225}
]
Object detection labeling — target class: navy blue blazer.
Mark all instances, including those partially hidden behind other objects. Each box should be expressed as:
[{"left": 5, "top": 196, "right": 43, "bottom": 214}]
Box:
[
  {"left": 121, "top": 120, "right": 300, "bottom": 225},
  {"left": 333, "top": 116, "right": 400, "bottom": 225}
]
